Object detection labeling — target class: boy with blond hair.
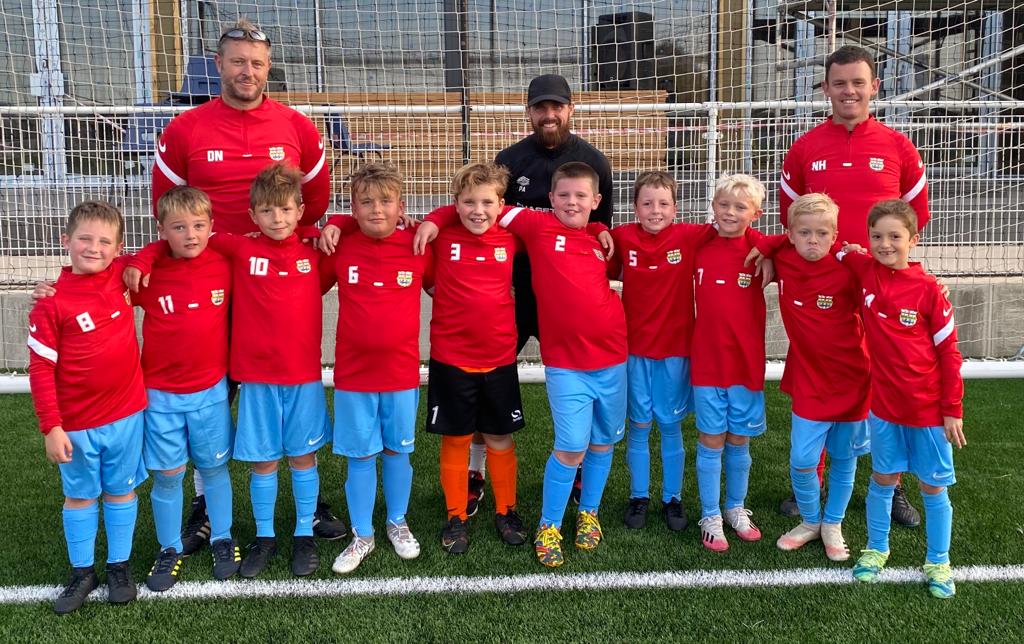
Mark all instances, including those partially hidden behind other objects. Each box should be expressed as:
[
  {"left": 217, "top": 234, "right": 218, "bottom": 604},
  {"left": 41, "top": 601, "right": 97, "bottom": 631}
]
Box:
[
  {"left": 840, "top": 200, "right": 965, "bottom": 598},
  {"left": 691, "top": 174, "right": 769, "bottom": 552},
  {"left": 319, "top": 163, "right": 432, "bottom": 573},
  {"left": 416, "top": 161, "right": 626, "bottom": 567},
  {"left": 747, "top": 193, "right": 871, "bottom": 560},
  {"left": 28, "top": 201, "right": 148, "bottom": 613}
]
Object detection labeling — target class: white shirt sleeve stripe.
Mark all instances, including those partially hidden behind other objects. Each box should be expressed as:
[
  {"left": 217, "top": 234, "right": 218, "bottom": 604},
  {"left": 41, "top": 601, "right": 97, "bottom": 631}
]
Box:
[
  {"left": 933, "top": 316, "right": 955, "bottom": 346},
  {"left": 27, "top": 335, "right": 58, "bottom": 362},
  {"left": 901, "top": 173, "right": 927, "bottom": 203},
  {"left": 302, "top": 149, "right": 327, "bottom": 184},
  {"left": 780, "top": 178, "right": 800, "bottom": 202},
  {"left": 154, "top": 150, "right": 187, "bottom": 186},
  {"left": 499, "top": 207, "right": 524, "bottom": 228}
]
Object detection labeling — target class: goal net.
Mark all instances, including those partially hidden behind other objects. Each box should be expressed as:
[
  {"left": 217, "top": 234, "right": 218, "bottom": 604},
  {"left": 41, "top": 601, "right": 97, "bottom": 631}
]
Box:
[{"left": 1, "top": 0, "right": 1022, "bottom": 373}]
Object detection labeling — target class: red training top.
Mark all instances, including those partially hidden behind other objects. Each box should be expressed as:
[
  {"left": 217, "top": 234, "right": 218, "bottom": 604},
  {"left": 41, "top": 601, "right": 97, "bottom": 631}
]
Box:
[
  {"left": 152, "top": 96, "right": 330, "bottom": 234},
  {"left": 28, "top": 262, "right": 147, "bottom": 433},
  {"left": 839, "top": 251, "right": 963, "bottom": 427},
  {"left": 779, "top": 116, "right": 929, "bottom": 247}
]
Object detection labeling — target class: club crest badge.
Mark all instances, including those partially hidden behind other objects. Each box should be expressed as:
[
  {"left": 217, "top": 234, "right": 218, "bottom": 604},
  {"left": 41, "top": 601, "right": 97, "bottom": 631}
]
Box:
[
  {"left": 899, "top": 308, "right": 918, "bottom": 327},
  {"left": 269, "top": 146, "right": 285, "bottom": 161},
  {"left": 737, "top": 272, "right": 752, "bottom": 288},
  {"left": 593, "top": 248, "right": 605, "bottom": 261},
  {"left": 817, "top": 294, "right": 833, "bottom": 310},
  {"left": 397, "top": 270, "right": 413, "bottom": 287},
  {"left": 211, "top": 289, "right": 225, "bottom": 305},
  {"left": 296, "top": 259, "right": 312, "bottom": 273},
  {"left": 494, "top": 247, "right": 508, "bottom": 262},
  {"left": 666, "top": 249, "right": 682, "bottom": 264},
  {"left": 869, "top": 157, "right": 884, "bottom": 171}
]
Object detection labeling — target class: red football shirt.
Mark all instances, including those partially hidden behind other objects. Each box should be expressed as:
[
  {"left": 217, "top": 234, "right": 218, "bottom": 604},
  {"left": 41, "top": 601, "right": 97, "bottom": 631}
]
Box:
[
  {"left": 499, "top": 207, "right": 627, "bottom": 370},
  {"left": 780, "top": 116, "right": 929, "bottom": 247},
  {"left": 691, "top": 234, "right": 766, "bottom": 391},
  {"left": 28, "top": 263, "right": 147, "bottom": 433},
  {"left": 840, "top": 252, "right": 963, "bottom": 426},
  {"left": 757, "top": 235, "right": 870, "bottom": 421},
  {"left": 152, "top": 97, "right": 330, "bottom": 234},
  {"left": 328, "top": 226, "right": 432, "bottom": 391},
  {"left": 609, "top": 222, "right": 716, "bottom": 359},
  {"left": 133, "top": 249, "right": 232, "bottom": 394},
  {"left": 430, "top": 220, "right": 520, "bottom": 369}
]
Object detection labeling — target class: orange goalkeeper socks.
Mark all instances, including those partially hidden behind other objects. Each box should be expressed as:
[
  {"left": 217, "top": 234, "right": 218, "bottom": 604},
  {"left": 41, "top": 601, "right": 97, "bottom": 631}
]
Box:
[
  {"left": 440, "top": 434, "right": 473, "bottom": 520},
  {"left": 486, "top": 445, "right": 518, "bottom": 515}
]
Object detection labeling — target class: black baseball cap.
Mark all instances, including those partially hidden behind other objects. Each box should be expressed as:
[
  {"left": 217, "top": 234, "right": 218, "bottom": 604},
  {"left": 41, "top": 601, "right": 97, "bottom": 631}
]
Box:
[{"left": 527, "top": 74, "right": 572, "bottom": 106}]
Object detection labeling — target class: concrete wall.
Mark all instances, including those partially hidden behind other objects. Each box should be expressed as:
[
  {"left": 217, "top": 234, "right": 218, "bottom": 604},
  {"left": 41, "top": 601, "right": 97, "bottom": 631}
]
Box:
[{"left": 3, "top": 278, "right": 1022, "bottom": 371}]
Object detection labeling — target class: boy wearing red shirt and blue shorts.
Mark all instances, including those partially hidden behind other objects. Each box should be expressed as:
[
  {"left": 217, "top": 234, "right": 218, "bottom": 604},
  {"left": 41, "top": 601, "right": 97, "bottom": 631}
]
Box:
[
  {"left": 122, "top": 187, "right": 239, "bottom": 589},
  {"left": 840, "top": 200, "right": 965, "bottom": 599},
  {"left": 608, "top": 171, "right": 719, "bottom": 531},
  {"left": 320, "top": 163, "right": 432, "bottom": 573},
  {"left": 749, "top": 193, "right": 871, "bottom": 561},
  {"left": 28, "top": 201, "right": 148, "bottom": 613},
  {"left": 691, "top": 174, "right": 769, "bottom": 553}
]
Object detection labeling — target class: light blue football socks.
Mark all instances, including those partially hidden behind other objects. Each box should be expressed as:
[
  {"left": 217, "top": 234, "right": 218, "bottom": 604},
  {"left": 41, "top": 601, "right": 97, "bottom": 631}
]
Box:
[
  {"left": 291, "top": 465, "right": 319, "bottom": 537},
  {"left": 540, "top": 454, "right": 577, "bottom": 528},
  {"left": 579, "top": 448, "right": 614, "bottom": 513},
  {"left": 250, "top": 470, "right": 278, "bottom": 538},
  {"left": 63, "top": 502, "right": 99, "bottom": 568},
  {"left": 150, "top": 470, "right": 185, "bottom": 552},
  {"left": 724, "top": 442, "right": 752, "bottom": 510},
  {"left": 696, "top": 442, "right": 723, "bottom": 518},
  {"left": 382, "top": 452, "right": 413, "bottom": 525},
  {"left": 197, "top": 464, "right": 233, "bottom": 543},
  {"left": 103, "top": 497, "right": 138, "bottom": 564},
  {"left": 346, "top": 455, "right": 377, "bottom": 537}
]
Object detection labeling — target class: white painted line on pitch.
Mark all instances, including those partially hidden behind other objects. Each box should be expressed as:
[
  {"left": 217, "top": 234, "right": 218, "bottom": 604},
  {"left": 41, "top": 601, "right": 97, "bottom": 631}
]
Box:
[{"left": 2, "top": 565, "right": 1023, "bottom": 606}]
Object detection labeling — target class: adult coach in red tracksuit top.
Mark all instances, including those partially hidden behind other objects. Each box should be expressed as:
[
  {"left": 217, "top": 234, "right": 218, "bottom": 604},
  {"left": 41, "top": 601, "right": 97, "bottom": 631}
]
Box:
[
  {"left": 777, "top": 44, "right": 930, "bottom": 526},
  {"left": 149, "top": 18, "right": 341, "bottom": 550}
]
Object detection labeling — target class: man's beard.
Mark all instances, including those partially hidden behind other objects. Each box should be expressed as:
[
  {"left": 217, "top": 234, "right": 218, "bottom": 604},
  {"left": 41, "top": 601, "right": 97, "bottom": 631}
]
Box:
[{"left": 533, "top": 120, "right": 570, "bottom": 148}]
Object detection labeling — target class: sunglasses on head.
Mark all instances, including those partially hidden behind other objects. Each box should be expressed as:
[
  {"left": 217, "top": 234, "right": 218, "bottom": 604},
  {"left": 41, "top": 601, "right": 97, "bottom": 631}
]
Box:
[{"left": 219, "top": 28, "right": 271, "bottom": 46}]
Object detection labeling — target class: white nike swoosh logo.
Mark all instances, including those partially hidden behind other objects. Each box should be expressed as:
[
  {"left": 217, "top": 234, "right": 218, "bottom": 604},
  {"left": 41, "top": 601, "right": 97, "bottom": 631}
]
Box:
[
  {"left": 943, "top": 307, "right": 952, "bottom": 317},
  {"left": 127, "top": 478, "right": 135, "bottom": 486},
  {"left": 673, "top": 407, "right": 686, "bottom": 415},
  {"left": 318, "top": 139, "right": 324, "bottom": 150},
  {"left": 615, "top": 426, "right": 625, "bottom": 435},
  {"left": 29, "top": 323, "right": 37, "bottom": 332},
  {"left": 215, "top": 449, "right": 230, "bottom": 459},
  {"left": 853, "top": 441, "right": 869, "bottom": 451},
  {"left": 747, "top": 421, "right": 765, "bottom": 428},
  {"left": 782, "top": 169, "right": 791, "bottom": 180},
  {"left": 400, "top": 438, "right": 415, "bottom": 446},
  {"left": 307, "top": 434, "right": 324, "bottom": 446},
  {"left": 158, "top": 141, "right": 166, "bottom": 153}
]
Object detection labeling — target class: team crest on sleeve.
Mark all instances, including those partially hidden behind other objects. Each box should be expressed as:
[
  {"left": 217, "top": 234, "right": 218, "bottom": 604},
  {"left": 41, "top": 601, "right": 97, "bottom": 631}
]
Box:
[
  {"left": 211, "top": 289, "right": 225, "bottom": 305},
  {"left": 666, "top": 249, "right": 682, "bottom": 264},
  {"left": 296, "top": 258, "right": 312, "bottom": 273},
  {"left": 494, "top": 247, "right": 508, "bottom": 262},
  {"left": 592, "top": 248, "right": 605, "bottom": 261},
  {"left": 869, "top": 157, "right": 885, "bottom": 171},
  {"left": 816, "top": 294, "right": 833, "bottom": 309},
  {"left": 396, "top": 270, "right": 413, "bottom": 287},
  {"left": 899, "top": 308, "right": 918, "bottom": 326},
  {"left": 269, "top": 146, "right": 285, "bottom": 161},
  {"left": 737, "top": 272, "right": 752, "bottom": 288}
]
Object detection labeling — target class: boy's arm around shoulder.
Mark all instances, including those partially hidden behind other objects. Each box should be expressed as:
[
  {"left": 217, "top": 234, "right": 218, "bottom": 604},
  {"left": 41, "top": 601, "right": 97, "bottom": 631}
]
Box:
[{"left": 317, "top": 246, "right": 338, "bottom": 295}]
